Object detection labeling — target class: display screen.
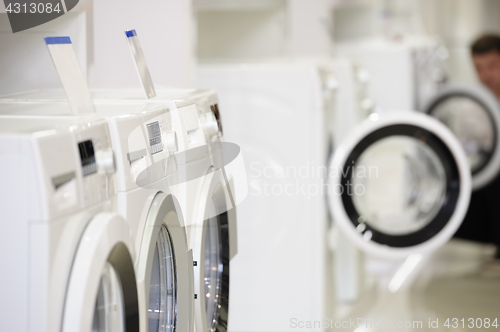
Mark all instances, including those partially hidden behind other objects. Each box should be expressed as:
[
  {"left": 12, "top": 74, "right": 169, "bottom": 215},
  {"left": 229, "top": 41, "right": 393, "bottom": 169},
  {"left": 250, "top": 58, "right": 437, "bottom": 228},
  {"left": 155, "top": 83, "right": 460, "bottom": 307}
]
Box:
[
  {"left": 78, "top": 140, "right": 97, "bottom": 176},
  {"left": 147, "top": 121, "right": 164, "bottom": 155}
]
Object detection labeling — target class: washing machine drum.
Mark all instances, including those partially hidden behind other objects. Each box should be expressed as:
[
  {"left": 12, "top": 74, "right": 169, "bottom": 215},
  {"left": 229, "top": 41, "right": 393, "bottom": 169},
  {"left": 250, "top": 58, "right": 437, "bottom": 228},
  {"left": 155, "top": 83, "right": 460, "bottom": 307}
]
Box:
[
  {"left": 329, "top": 112, "right": 471, "bottom": 258},
  {"left": 423, "top": 84, "right": 500, "bottom": 190}
]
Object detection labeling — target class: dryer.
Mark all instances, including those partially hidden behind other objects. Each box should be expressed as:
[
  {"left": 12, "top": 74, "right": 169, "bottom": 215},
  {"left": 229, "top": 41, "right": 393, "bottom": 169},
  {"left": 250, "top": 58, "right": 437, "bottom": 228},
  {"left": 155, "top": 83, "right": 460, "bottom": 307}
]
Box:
[
  {"left": 0, "top": 115, "right": 139, "bottom": 332},
  {"left": 0, "top": 101, "right": 195, "bottom": 332},
  {"left": 421, "top": 84, "right": 500, "bottom": 190}
]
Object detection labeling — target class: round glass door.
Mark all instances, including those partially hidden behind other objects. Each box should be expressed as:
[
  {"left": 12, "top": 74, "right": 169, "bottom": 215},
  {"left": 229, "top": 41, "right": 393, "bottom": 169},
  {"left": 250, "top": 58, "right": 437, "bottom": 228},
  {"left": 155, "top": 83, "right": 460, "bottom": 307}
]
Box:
[
  {"left": 204, "top": 200, "right": 223, "bottom": 332},
  {"left": 92, "top": 262, "right": 126, "bottom": 332},
  {"left": 351, "top": 135, "right": 447, "bottom": 236},
  {"left": 428, "top": 95, "right": 495, "bottom": 174},
  {"left": 339, "top": 123, "right": 462, "bottom": 248},
  {"left": 423, "top": 85, "right": 500, "bottom": 190},
  {"left": 148, "top": 225, "right": 177, "bottom": 332}
]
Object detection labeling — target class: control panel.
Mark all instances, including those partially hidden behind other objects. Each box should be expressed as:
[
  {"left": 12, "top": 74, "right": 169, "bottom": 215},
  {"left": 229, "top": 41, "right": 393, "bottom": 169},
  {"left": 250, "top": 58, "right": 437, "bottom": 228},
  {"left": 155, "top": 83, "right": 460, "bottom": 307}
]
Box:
[{"left": 146, "top": 121, "right": 164, "bottom": 155}]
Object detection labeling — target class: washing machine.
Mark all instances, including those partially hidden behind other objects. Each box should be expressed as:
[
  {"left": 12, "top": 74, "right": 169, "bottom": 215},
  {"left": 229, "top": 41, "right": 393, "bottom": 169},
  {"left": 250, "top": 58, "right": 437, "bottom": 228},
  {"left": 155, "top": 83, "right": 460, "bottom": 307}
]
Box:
[
  {"left": 421, "top": 84, "right": 500, "bottom": 190},
  {"left": 336, "top": 36, "right": 448, "bottom": 112},
  {"left": 0, "top": 89, "right": 245, "bottom": 332},
  {"left": 197, "top": 62, "right": 337, "bottom": 331},
  {"left": 0, "top": 115, "right": 140, "bottom": 332},
  {"left": 0, "top": 101, "right": 195, "bottom": 332},
  {"left": 328, "top": 111, "right": 471, "bottom": 328},
  {"left": 155, "top": 89, "right": 240, "bottom": 332},
  {"left": 92, "top": 88, "right": 242, "bottom": 332}
]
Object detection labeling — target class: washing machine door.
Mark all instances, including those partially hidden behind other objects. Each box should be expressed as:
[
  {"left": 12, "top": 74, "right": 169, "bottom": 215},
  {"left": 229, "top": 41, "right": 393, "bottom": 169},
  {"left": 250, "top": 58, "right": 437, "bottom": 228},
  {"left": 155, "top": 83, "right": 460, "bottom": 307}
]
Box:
[
  {"left": 62, "top": 213, "right": 139, "bottom": 332},
  {"left": 329, "top": 112, "right": 471, "bottom": 258},
  {"left": 423, "top": 84, "right": 500, "bottom": 190},
  {"left": 136, "top": 192, "right": 194, "bottom": 332},
  {"left": 192, "top": 169, "right": 232, "bottom": 332}
]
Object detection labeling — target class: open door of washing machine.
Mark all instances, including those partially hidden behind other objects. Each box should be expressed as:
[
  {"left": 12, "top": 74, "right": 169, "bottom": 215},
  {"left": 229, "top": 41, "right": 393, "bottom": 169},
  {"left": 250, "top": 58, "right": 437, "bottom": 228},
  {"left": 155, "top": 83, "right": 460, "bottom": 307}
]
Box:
[
  {"left": 192, "top": 169, "right": 232, "bottom": 332},
  {"left": 62, "top": 213, "right": 139, "bottom": 332},
  {"left": 329, "top": 112, "right": 471, "bottom": 258},
  {"left": 136, "top": 192, "right": 195, "bottom": 332},
  {"left": 422, "top": 84, "right": 500, "bottom": 190}
]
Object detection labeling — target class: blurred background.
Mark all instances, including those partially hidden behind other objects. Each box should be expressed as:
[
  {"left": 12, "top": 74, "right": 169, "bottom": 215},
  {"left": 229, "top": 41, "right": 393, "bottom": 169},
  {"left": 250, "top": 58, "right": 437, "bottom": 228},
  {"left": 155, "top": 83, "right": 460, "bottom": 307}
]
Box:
[
  {"left": 4, "top": 0, "right": 500, "bottom": 91},
  {"left": 2, "top": 1, "right": 500, "bottom": 331}
]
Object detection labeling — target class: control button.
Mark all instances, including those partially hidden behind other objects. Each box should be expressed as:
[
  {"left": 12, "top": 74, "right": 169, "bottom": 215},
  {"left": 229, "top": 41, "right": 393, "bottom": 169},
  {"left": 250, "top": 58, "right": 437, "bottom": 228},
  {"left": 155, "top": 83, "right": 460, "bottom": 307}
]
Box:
[
  {"left": 165, "top": 131, "right": 178, "bottom": 153},
  {"left": 200, "top": 112, "right": 219, "bottom": 138}
]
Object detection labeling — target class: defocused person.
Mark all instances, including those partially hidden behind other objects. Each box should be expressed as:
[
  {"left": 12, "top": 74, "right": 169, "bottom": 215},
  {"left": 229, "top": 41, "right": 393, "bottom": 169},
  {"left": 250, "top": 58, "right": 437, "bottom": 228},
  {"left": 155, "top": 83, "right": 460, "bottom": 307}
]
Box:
[
  {"left": 472, "top": 34, "right": 500, "bottom": 99},
  {"left": 455, "top": 34, "right": 500, "bottom": 275}
]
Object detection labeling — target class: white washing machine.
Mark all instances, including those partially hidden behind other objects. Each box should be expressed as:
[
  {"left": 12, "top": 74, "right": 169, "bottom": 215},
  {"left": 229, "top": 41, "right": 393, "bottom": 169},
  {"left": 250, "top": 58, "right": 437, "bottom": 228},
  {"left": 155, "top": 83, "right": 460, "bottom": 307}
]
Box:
[
  {"left": 197, "top": 62, "right": 336, "bottom": 331},
  {"left": 0, "top": 115, "right": 140, "bottom": 332},
  {"left": 157, "top": 89, "right": 240, "bottom": 332},
  {"left": 421, "top": 84, "right": 500, "bottom": 190},
  {"left": 0, "top": 101, "right": 195, "bottom": 332},
  {"left": 0, "top": 89, "right": 246, "bottom": 332},
  {"left": 336, "top": 36, "right": 448, "bottom": 112},
  {"left": 328, "top": 111, "right": 471, "bottom": 328}
]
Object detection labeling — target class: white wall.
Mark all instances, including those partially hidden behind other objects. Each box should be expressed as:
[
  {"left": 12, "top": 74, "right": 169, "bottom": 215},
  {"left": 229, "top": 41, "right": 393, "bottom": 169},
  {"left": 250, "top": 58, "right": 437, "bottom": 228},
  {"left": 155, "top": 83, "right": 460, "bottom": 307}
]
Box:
[
  {"left": 89, "top": 0, "right": 195, "bottom": 89},
  {"left": 195, "top": 0, "right": 334, "bottom": 62},
  {"left": 0, "top": 12, "right": 87, "bottom": 95},
  {"left": 0, "top": 0, "right": 196, "bottom": 95},
  {"left": 287, "top": 0, "right": 333, "bottom": 57}
]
